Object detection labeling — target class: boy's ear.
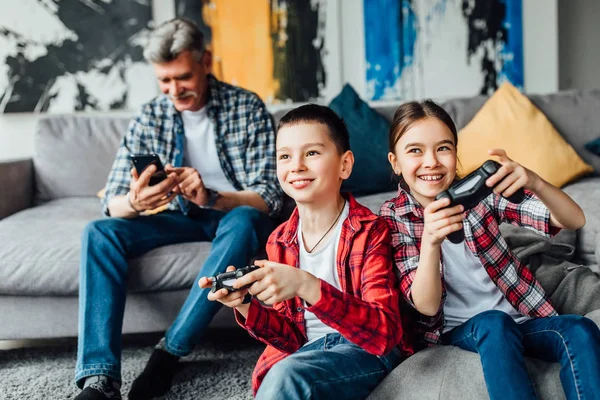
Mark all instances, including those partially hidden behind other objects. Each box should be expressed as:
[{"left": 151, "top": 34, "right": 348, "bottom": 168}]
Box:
[
  {"left": 340, "top": 150, "right": 354, "bottom": 180},
  {"left": 388, "top": 152, "right": 400, "bottom": 175}
]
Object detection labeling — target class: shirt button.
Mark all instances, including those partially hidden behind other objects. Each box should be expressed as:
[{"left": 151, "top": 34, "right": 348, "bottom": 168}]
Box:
[{"left": 297, "top": 307, "right": 303, "bottom": 312}]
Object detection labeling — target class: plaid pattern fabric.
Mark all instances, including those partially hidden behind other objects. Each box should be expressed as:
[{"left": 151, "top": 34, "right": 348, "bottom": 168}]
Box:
[
  {"left": 102, "top": 75, "right": 283, "bottom": 217},
  {"left": 379, "top": 182, "right": 559, "bottom": 345},
  {"left": 235, "top": 194, "right": 414, "bottom": 394}
]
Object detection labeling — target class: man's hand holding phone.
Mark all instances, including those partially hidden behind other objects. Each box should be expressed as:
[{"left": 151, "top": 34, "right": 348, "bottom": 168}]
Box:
[{"left": 128, "top": 163, "right": 179, "bottom": 212}]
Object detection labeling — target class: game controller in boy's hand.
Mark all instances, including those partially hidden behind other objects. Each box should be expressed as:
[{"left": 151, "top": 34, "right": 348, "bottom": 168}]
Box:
[
  {"left": 435, "top": 160, "right": 526, "bottom": 244},
  {"left": 211, "top": 265, "right": 260, "bottom": 293}
]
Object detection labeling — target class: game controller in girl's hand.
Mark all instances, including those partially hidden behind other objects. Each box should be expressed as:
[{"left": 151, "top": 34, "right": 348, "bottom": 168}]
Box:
[{"left": 435, "top": 160, "right": 525, "bottom": 243}]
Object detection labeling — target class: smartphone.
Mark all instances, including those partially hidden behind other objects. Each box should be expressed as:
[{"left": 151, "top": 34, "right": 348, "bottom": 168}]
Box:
[{"left": 130, "top": 153, "right": 167, "bottom": 186}]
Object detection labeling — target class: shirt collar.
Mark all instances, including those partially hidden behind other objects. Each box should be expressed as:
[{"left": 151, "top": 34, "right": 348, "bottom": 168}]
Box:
[
  {"left": 393, "top": 179, "right": 424, "bottom": 218},
  {"left": 277, "top": 193, "right": 378, "bottom": 246}
]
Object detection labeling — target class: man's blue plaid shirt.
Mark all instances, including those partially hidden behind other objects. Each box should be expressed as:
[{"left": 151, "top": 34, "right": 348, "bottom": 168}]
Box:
[{"left": 102, "top": 75, "right": 283, "bottom": 217}]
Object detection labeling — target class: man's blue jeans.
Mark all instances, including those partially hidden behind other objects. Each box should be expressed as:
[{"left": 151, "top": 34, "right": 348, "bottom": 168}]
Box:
[
  {"left": 255, "top": 333, "right": 404, "bottom": 400},
  {"left": 442, "top": 310, "right": 600, "bottom": 400},
  {"left": 75, "top": 206, "right": 273, "bottom": 387}
]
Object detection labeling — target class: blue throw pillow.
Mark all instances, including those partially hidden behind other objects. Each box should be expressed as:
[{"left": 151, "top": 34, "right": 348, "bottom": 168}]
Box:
[
  {"left": 585, "top": 137, "right": 600, "bottom": 156},
  {"left": 328, "top": 84, "right": 396, "bottom": 195}
]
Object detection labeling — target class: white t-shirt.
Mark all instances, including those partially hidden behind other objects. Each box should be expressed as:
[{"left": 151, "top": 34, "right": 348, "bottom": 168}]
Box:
[
  {"left": 181, "top": 107, "right": 237, "bottom": 192},
  {"left": 298, "top": 202, "right": 350, "bottom": 342},
  {"left": 441, "top": 240, "right": 530, "bottom": 333}
]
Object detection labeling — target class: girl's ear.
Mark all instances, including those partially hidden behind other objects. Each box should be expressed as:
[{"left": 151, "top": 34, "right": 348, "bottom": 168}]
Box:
[
  {"left": 340, "top": 150, "right": 354, "bottom": 180},
  {"left": 388, "top": 152, "right": 400, "bottom": 175}
]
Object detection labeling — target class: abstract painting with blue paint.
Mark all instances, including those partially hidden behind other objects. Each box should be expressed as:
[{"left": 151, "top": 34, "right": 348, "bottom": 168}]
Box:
[{"left": 364, "top": 0, "right": 523, "bottom": 101}]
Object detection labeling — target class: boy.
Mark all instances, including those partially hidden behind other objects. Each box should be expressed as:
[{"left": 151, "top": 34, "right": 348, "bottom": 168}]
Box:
[{"left": 199, "top": 104, "right": 413, "bottom": 399}]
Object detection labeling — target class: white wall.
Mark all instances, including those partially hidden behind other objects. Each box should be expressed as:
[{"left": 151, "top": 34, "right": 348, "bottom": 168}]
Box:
[
  {"left": 558, "top": 0, "right": 600, "bottom": 90},
  {"left": 523, "top": 0, "right": 559, "bottom": 94},
  {"left": 0, "top": 0, "right": 559, "bottom": 162}
]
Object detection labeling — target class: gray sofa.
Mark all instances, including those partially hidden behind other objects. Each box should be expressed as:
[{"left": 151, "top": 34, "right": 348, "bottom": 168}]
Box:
[{"left": 1, "top": 89, "right": 600, "bottom": 399}]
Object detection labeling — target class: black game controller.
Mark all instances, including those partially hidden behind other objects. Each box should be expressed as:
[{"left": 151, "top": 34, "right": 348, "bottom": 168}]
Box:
[
  {"left": 434, "top": 160, "right": 525, "bottom": 243},
  {"left": 211, "top": 265, "right": 260, "bottom": 293}
]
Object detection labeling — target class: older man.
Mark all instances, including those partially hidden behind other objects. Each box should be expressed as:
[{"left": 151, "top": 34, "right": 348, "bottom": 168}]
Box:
[{"left": 74, "top": 18, "right": 282, "bottom": 400}]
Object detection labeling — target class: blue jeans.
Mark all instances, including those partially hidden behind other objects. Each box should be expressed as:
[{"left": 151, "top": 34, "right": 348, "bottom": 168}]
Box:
[
  {"left": 75, "top": 206, "right": 273, "bottom": 387},
  {"left": 441, "top": 310, "right": 600, "bottom": 400},
  {"left": 255, "top": 333, "right": 404, "bottom": 400}
]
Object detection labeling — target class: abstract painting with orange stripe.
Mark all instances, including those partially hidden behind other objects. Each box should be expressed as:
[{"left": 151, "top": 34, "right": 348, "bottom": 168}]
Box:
[{"left": 176, "top": 0, "right": 327, "bottom": 104}]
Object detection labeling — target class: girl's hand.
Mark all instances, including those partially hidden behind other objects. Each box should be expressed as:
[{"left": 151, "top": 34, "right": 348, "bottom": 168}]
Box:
[
  {"left": 233, "top": 260, "right": 319, "bottom": 305},
  {"left": 423, "top": 197, "right": 464, "bottom": 246},
  {"left": 198, "top": 266, "right": 250, "bottom": 308},
  {"left": 486, "top": 149, "right": 541, "bottom": 196}
]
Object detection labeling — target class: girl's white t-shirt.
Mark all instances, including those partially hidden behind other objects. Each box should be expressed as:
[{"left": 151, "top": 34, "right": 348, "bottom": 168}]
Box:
[{"left": 441, "top": 240, "right": 530, "bottom": 333}]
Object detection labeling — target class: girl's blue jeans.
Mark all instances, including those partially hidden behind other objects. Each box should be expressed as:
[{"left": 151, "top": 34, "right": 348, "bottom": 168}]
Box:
[{"left": 442, "top": 310, "right": 600, "bottom": 400}]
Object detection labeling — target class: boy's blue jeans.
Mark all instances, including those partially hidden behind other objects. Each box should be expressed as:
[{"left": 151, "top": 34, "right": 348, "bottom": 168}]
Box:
[
  {"left": 442, "top": 310, "right": 600, "bottom": 400},
  {"left": 75, "top": 207, "right": 273, "bottom": 387},
  {"left": 256, "top": 332, "right": 404, "bottom": 400}
]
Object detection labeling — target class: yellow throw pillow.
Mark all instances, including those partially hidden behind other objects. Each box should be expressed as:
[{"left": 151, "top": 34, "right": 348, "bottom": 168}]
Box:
[
  {"left": 457, "top": 82, "right": 593, "bottom": 187},
  {"left": 96, "top": 188, "right": 168, "bottom": 215}
]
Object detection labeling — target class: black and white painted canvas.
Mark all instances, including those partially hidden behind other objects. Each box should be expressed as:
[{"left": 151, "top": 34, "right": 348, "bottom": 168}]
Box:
[{"left": 0, "top": 0, "right": 156, "bottom": 113}]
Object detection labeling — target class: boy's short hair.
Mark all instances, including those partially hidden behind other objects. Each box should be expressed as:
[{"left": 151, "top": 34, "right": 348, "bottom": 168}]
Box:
[{"left": 277, "top": 104, "right": 350, "bottom": 154}]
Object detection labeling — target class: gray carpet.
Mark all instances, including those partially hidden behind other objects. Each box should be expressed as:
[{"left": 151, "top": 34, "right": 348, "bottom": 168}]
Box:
[{"left": 0, "top": 329, "right": 264, "bottom": 400}]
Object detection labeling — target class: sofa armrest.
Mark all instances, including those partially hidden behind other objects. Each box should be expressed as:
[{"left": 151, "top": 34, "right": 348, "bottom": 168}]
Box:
[{"left": 0, "top": 158, "right": 34, "bottom": 220}]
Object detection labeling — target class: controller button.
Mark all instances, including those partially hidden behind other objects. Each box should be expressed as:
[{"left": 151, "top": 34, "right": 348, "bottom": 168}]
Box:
[{"left": 482, "top": 160, "right": 498, "bottom": 175}]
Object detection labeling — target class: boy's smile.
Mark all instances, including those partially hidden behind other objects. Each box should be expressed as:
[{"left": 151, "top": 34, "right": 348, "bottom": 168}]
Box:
[
  {"left": 389, "top": 117, "right": 457, "bottom": 207},
  {"left": 290, "top": 179, "right": 314, "bottom": 189}
]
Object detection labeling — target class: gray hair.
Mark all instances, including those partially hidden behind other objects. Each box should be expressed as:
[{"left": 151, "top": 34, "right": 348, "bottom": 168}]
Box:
[{"left": 144, "top": 18, "right": 205, "bottom": 63}]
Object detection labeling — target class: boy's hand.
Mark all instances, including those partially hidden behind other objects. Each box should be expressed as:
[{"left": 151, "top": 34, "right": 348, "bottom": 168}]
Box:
[
  {"left": 486, "top": 149, "right": 541, "bottom": 196},
  {"left": 198, "top": 267, "right": 250, "bottom": 308},
  {"left": 234, "top": 260, "right": 320, "bottom": 305},
  {"left": 423, "top": 197, "right": 464, "bottom": 246}
]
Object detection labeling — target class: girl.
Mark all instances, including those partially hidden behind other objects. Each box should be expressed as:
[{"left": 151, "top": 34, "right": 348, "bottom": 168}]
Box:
[{"left": 379, "top": 100, "right": 600, "bottom": 400}]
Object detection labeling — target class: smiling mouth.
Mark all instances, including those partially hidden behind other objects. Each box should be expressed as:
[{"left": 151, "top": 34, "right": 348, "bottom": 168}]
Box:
[
  {"left": 170, "top": 92, "right": 198, "bottom": 101},
  {"left": 290, "top": 179, "right": 313, "bottom": 188},
  {"left": 418, "top": 174, "right": 443, "bottom": 182}
]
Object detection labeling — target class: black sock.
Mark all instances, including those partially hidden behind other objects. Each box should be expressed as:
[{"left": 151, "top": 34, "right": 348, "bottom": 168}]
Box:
[
  {"left": 128, "top": 348, "right": 180, "bottom": 400},
  {"left": 74, "top": 375, "right": 122, "bottom": 400}
]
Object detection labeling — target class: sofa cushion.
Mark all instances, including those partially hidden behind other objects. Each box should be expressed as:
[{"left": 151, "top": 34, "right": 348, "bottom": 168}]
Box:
[
  {"left": 528, "top": 90, "right": 600, "bottom": 173},
  {"left": 329, "top": 84, "right": 396, "bottom": 195},
  {"left": 585, "top": 136, "right": 600, "bottom": 156},
  {"left": 440, "top": 95, "right": 488, "bottom": 131},
  {"left": 34, "top": 115, "right": 130, "bottom": 202},
  {"left": 456, "top": 83, "right": 593, "bottom": 187},
  {"left": 440, "top": 89, "right": 600, "bottom": 174},
  {"left": 0, "top": 198, "right": 211, "bottom": 296}
]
